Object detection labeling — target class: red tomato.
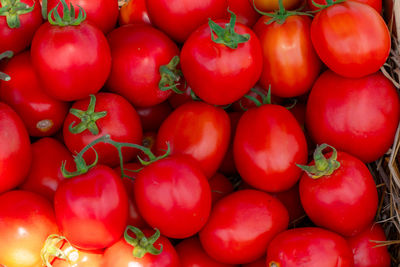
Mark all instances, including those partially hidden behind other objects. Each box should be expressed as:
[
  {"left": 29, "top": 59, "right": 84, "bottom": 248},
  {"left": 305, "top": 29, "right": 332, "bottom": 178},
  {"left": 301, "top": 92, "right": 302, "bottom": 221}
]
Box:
[
  {"left": 199, "top": 189, "right": 289, "bottom": 264},
  {"left": 20, "top": 138, "right": 74, "bottom": 201},
  {"left": 136, "top": 101, "right": 172, "bottom": 132},
  {"left": 310, "top": 1, "right": 390, "bottom": 78},
  {"left": 31, "top": 19, "right": 111, "bottom": 101},
  {"left": 51, "top": 242, "right": 103, "bottom": 267},
  {"left": 0, "top": 103, "right": 31, "bottom": 193},
  {"left": 306, "top": 70, "right": 400, "bottom": 163},
  {"left": 346, "top": 224, "right": 391, "bottom": 267},
  {"left": 63, "top": 93, "right": 143, "bottom": 167},
  {"left": 253, "top": 15, "right": 322, "bottom": 98},
  {"left": 176, "top": 236, "right": 237, "bottom": 267},
  {"left": 0, "top": 0, "right": 43, "bottom": 54},
  {"left": 0, "top": 190, "right": 59, "bottom": 267},
  {"left": 167, "top": 84, "right": 194, "bottom": 109},
  {"left": 145, "top": 0, "right": 228, "bottom": 43},
  {"left": 54, "top": 165, "right": 129, "bottom": 250},
  {"left": 251, "top": 0, "right": 303, "bottom": 12},
  {"left": 307, "top": 0, "right": 382, "bottom": 13},
  {"left": 134, "top": 155, "right": 212, "bottom": 239},
  {"left": 231, "top": 85, "right": 283, "bottom": 112},
  {"left": 106, "top": 24, "right": 181, "bottom": 107},
  {"left": 271, "top": 182, "right": 305, "bottom": 223},
  {"left": 242, "top": 256, "right": 266, "bottom": 267},
  {"left": 208, "top": 173, "right": 234, "bottom": 205},
  {"left": 156, "top": 101, "right": 231, "bottom": 178},
  {"left": 266, "top": 227, "right": 354, "bottom": 267},
  {"left": 228, "top": 0, "right": 260, "bottom": 27},
  {"left": 0, "top": 51, "right": 69, "bottom": 136},
  {"left": 180, "top": 16, "right": 263, "bottom": 105},
  {"left": 233, "top": 104, "right": 308, "bottom": 192},
  {"left": 119, "top": 0, "right": 151, "bottom": 25}
]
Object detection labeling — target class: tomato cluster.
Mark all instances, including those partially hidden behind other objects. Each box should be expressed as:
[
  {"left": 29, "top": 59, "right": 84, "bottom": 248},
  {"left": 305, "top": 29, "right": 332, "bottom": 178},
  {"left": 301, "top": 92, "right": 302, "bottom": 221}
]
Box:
[{"left": 0, "top": 0, "right": 398, "bottom": 266}]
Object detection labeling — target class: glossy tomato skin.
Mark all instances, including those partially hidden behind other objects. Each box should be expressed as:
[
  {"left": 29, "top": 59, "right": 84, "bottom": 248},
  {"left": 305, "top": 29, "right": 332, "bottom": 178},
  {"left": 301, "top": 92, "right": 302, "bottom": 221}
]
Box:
[
  {"left": 266, "top": 227, "right": 354, "bottom": 267},
  {"left": 136, "top": 101, "right": 172, "bottom": 132},
  {"left": 31, "top": 21, "right": 111, "bottom": 101},
  {"left": 307, "top": 0, "right": 382, "bottom": 13},
  {"left": 20, "top": 137, "right": 74, "bottom": 201},
  {"left": 0, "top": 51, "right": 69, "bottom": 136},
  {"left": 102, "top": 229, "right": 180, "bottom": 267},
  {"left": 228, "top": 0, "right": 260, "bottom": 27},
  {"left": 0, "top": 103, "right": 31, "bottom": 193},
  {"left": 346, "top": 224, "right": 391, "bottom": 267},
  {"left": 106, "top": 25, "right": 180, "bottom": 107},
  {"left": 51, "top": 242, "right": 103, "bottom": 267},
  {"left": 253, "top": 15, "right": 322, "bottom": 98},
  {"left": 234, "top": 104, "right": 308, "bottom": 192},
  {"left": 176, "top": 236, "right": 237, "bottom": 267},
  {"left": 0, "top": 0, "right": 43, "bottom": 54},
  {"left": 306, "top": 70, "right": 400, "bottom": 163},
  {"left": 156, "top": 101, "right": 230, "bottom": 178},
  {"left": 119, "top": 0, "right": 151, "bottom": 25},
  {"left": 145, "top": 0, "right": 228, "bottom": 43},
  {"left": 311, "top": 1, "right": 390, "bottom": 78},
  {"left": 300, "top": 151, "right": 378, "bottom": 237},
  {"left": 0, "top": 190, "right": 59, "bottom": 267},
  {"left": 54, "top": 165, "right": 129, "bottom": 250},
  {"left": 180, "top": 20, "right": 263, "bottom": 105},
  {"left": 199, "top": 189, "right": 289, "bottom": 264},
  {"left": 134, "top": 155, "right": 212, "bottom": 239},
  {"left": 63, "top": 92, "right": 143, "bottom": 167}
]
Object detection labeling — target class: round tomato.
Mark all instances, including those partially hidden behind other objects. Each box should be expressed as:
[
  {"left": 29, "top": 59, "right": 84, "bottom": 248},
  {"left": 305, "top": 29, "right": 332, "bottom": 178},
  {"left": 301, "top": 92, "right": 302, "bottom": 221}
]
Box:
[{"left": 119, "top": 0, "right": 151, "bottom": 26}]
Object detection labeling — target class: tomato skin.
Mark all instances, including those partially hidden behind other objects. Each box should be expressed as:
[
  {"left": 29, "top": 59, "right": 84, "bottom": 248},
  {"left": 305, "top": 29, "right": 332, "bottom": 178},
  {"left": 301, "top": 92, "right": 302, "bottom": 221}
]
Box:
[
  {"left": 119, "top": 0, "right": 151, "bottom": 25},
  {"left": 253, "top": 15, "right": 322, "bottom": 98},
  {"left": 310, "top": 1, "right": 390, "bottom": 78},
  {"left": 0, "top": 190, "right": 59, "bottom": 267},
  {"left": 0, "top": 0, "right": 43, "bottom": 55},
  {"left": 307, "top": 0, "right": 382, "bottom": 14},
  {"left": 0, "top": 51, "right": 69, "bottom": 136},
  {"left": 31, "top": 21, "right": 111, "bottom": 101},
  {"left": 271, "top": 182, "right": 305, "bottom": 223},
  {"left": 346, "top": 224, "right": 391, "bottom": 267},
  {"left": 134, "top": 155, "right": 212, "bottom": 239},
  {"left": 54, "top": 165, "right": 129, "bottom": 250},
  {"left": 136, "top": 101, "right": 172, "bottom": 132},
  {"left": 266, "top": 227, "right": 354, "bottom": 267},
  {"left": 251, "top": 0, "right": 303, "bottom": 12},
  {"left": 242, "top": 257, "right": 266, "bottom": 267},
  {"left": 0, "top": 103, "right": 32, "bottom": 193},
  {"left": 180, "top": 20, "right": 263, "bottom": 105},
  {"left": 233, "top": 104, "right": 308, "bottom": 192},
  {"left": 228, "top": 0, "right": 260, "bottom": 27},
  {"left": 306, "top": 70, "right": 400, "bottom": 163},
  {"left": 52, "top": 243, "right": 103, "bottom": 267},
  {"left": 208, "top": 173, "right": 234, "bottom": 205},
  {"left": 199, "top": 189, "right": 289, "bottom": 264},
  {"left": 156, "top": 101, "right": 231, "bottom": 178},
  {"left": 106, "top": 25, "right": 180, "bottom": 107}
]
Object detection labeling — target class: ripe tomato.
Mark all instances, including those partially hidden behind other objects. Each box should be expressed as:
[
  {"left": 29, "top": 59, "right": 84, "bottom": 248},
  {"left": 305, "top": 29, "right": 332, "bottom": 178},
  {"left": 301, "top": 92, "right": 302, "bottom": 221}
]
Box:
[
  {"left": 307, "top": 0, "right": 382, "bottom": 14},
  {"left": 306, "top": 70, "right": 400, "bottom": 163},
  {"left": 233, "top": 104, "right": 308, "bottom": 192},
  {"left": 208, "top": 173, "right": 234, "bottom": 205},
  {"left": 0, "top": 190, "right": 59, "bottom": 267},
  {"left": 119, "top": 0, "right": 151, "bottom": 25},
  {"left": 270, "top": 182, "right": 305, "bottom": 223},
  {"left": 54, "top": 165, "right": 129, "bottom": 250},
  {"left": 228, "top": 0, "right": 260, "bottom": 27},
  {"left": 0, "top": 103, "right": 31, "bottom": 193},
  {"left": 199, "top": 189, "right": 289, "bottom": 264},
  {"left": 136, "top": 101, "right": 172, "bottom": 132},
  {"left": 266, "top": 227, "right": 354, "bottom": 267},
  {"left": 310, "top": 1, "right": 390, "bottom": 78},
  {"left": 251, "top": 0, "right": 303, "bottom": 12},
  {"left": 0, "top": 51, "right": 69, "bottom": 136}
]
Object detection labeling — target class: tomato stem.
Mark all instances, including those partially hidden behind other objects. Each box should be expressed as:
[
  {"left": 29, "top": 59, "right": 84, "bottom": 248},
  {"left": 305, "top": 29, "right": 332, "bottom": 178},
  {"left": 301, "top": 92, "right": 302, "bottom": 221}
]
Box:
[
  {"left": 159, "top": 55, "right": 185, "bottom": 94},
  {"left": 124, "top": 226, "right": 163, "bottom": 258},
  {"left": 48, "top": 0, "right": 86, "bottom": 26},
  {"left": 0, "top": 0, "right": 35, "bottom": 28},
  {"left": 242, "top": 85, "right": 272, "bottom": 109},
  {"left": 40, "top": 234, "right": 76, "bottom": 267},
  {"left": 0, "top": 50, "right": 13, "bottom": 81}
]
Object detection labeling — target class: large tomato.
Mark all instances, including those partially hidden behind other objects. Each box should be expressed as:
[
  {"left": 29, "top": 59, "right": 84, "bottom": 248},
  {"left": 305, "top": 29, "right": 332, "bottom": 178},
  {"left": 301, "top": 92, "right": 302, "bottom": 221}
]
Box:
[{"left": 306, "top": 70, "right": 400, "bottom": 163}]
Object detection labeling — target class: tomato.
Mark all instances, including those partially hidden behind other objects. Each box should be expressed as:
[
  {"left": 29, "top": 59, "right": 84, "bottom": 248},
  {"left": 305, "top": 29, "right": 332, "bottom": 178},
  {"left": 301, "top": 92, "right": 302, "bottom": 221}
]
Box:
[
  {"left": 270, "top": 182, "right": 305, "bottom": 223},
  {"left": 134, "top": 155, "right": 212, "bottom": 239},
  {"left": 199, "top": 189, "right": 289, "bottom": 264},
  {"left": 31, "top": 14, "right": 111, "bottom": 101},
  {"left": 0, "top": 0, "right": 42, "bottom": 54},
  {"left": 0, "top": 190, "right": 59, "bottom": 267},
  {"left": 306, "top": 70, "right": 400, "bottom": 163},
  {"left": 136, "top": 101, "right": 172, "bottom": 132},
  {"left": 233, "top": 104, "right": 308, "bottom": 192},
  {"left": 266, "top": 227, "right": 354, "bottom": 267},
  {"left": 251, "top": 0, "right": 303, "bottom": 11},
  {"left": 310, "top": 1, "right": 390, "bottom": 78},
  {"left": 208, "top": 173, "right": 234, "bottom": 205},
  {"left": 180, "top": 14, "right": 263, "bottom": 105},
  {"left": 156, "top": 101, "right": 230, "bottom": 178},
  {"left": 242, "top": 256, "right": 266, "bottom": 267},
  {"left": 346, "top": 224, "right": 391, "bottom": 267},
  {"left": 51, "top": 241, "right": 103, "bottom": 267},
  {"left": 253, "top": 15, "right": 322, "bottom": 98},
  {"left": 167, "top": 85, "right": 193, "bottom": 109},
  {"left": 0, "top": 51, "right": 69, "bottom": 136},
  {"left": 54, "top": 165, "right": 129, "bottom": 250},
  {"left": 106, "top": 24, "right": 181, "bottom": 107},
  {"left": 0, "top": 103, "right": 31, "bottom": 193},
  {"left": 20, "top": 137, "right": 74, "bottom": 201},
  {"left": 307, "top": 0, "right": 382, "bottom": 13},
  {"left": 145, "top": 0, "right": 228, "bottom": 43},
  {"left": 63, "top": 93, "right": 143, "bottom": 167},
  {"left": 228, "top": 0, "right": 260, "bottom": 27},
  {"left": 119, "top": 0, "right": 151, "bottom": 25},
  {"left": 176, "top": 236, "right": 237, "bottom": 267}
]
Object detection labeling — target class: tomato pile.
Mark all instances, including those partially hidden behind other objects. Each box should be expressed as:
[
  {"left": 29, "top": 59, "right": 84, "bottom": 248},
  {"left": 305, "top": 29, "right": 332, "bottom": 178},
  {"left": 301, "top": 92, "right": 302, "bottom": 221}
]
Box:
[{"left": 0, "top": 0, "right": 399, "bottom": 266}]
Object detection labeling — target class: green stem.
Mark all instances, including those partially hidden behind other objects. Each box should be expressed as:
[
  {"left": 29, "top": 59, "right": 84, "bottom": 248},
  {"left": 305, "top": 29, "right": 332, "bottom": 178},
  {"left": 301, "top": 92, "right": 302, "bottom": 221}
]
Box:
[
  {"left": 124, "top": 226, "right": 163, "bottom": 258},
  {"left": 41, "top": 0, "right": 47, "bottom": 20},
  {"left": 0, "top": 0, "right": 35, "bottom": 28},
  {"left": 159, "top": 56, "right": 184, "bottom": 94},
  {"left": 48, "top": 0, "right": 86, "bottom": 26},
  {"left": 40, "top": 234, "right": 76, "bottom": 267},
  {"left": 0, "top": 50, "right": 13, "bottom": 81}
]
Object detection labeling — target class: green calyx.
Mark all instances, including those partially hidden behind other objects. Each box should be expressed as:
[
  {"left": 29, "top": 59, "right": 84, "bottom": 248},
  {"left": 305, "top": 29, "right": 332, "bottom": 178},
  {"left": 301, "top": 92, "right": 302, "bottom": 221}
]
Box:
[
  {"left": 242, "top": 85, "right": 272, "bottom": 110},
  {"left": 159, "top": 56, "right": 185, "bottom": 94},
  {"left": 69, "top": 94, "right": 107, "bottom": 135},
  {"left": 48, "top": 0, "right": 86, "bottom": 26},
  {"left": 40, "top": 234, "right": 77, "bottom": 267},
  {"left": 208, "top": 9, "right": 250, "bottom": 49},
  {"left": 296, "top": 143, "right": 341, "bottom": 179},
  {"left": 0, "top": 0, "right": 35, "bottom": 28},
  {"left": 124, "top": 226, "right": 163, "bottom": 258},
  {"left": 0, "top": 50, "right": 13, "bottom": 81},
  {"left": 310, "top": 0, "right": 346, "bottom": 11}
]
